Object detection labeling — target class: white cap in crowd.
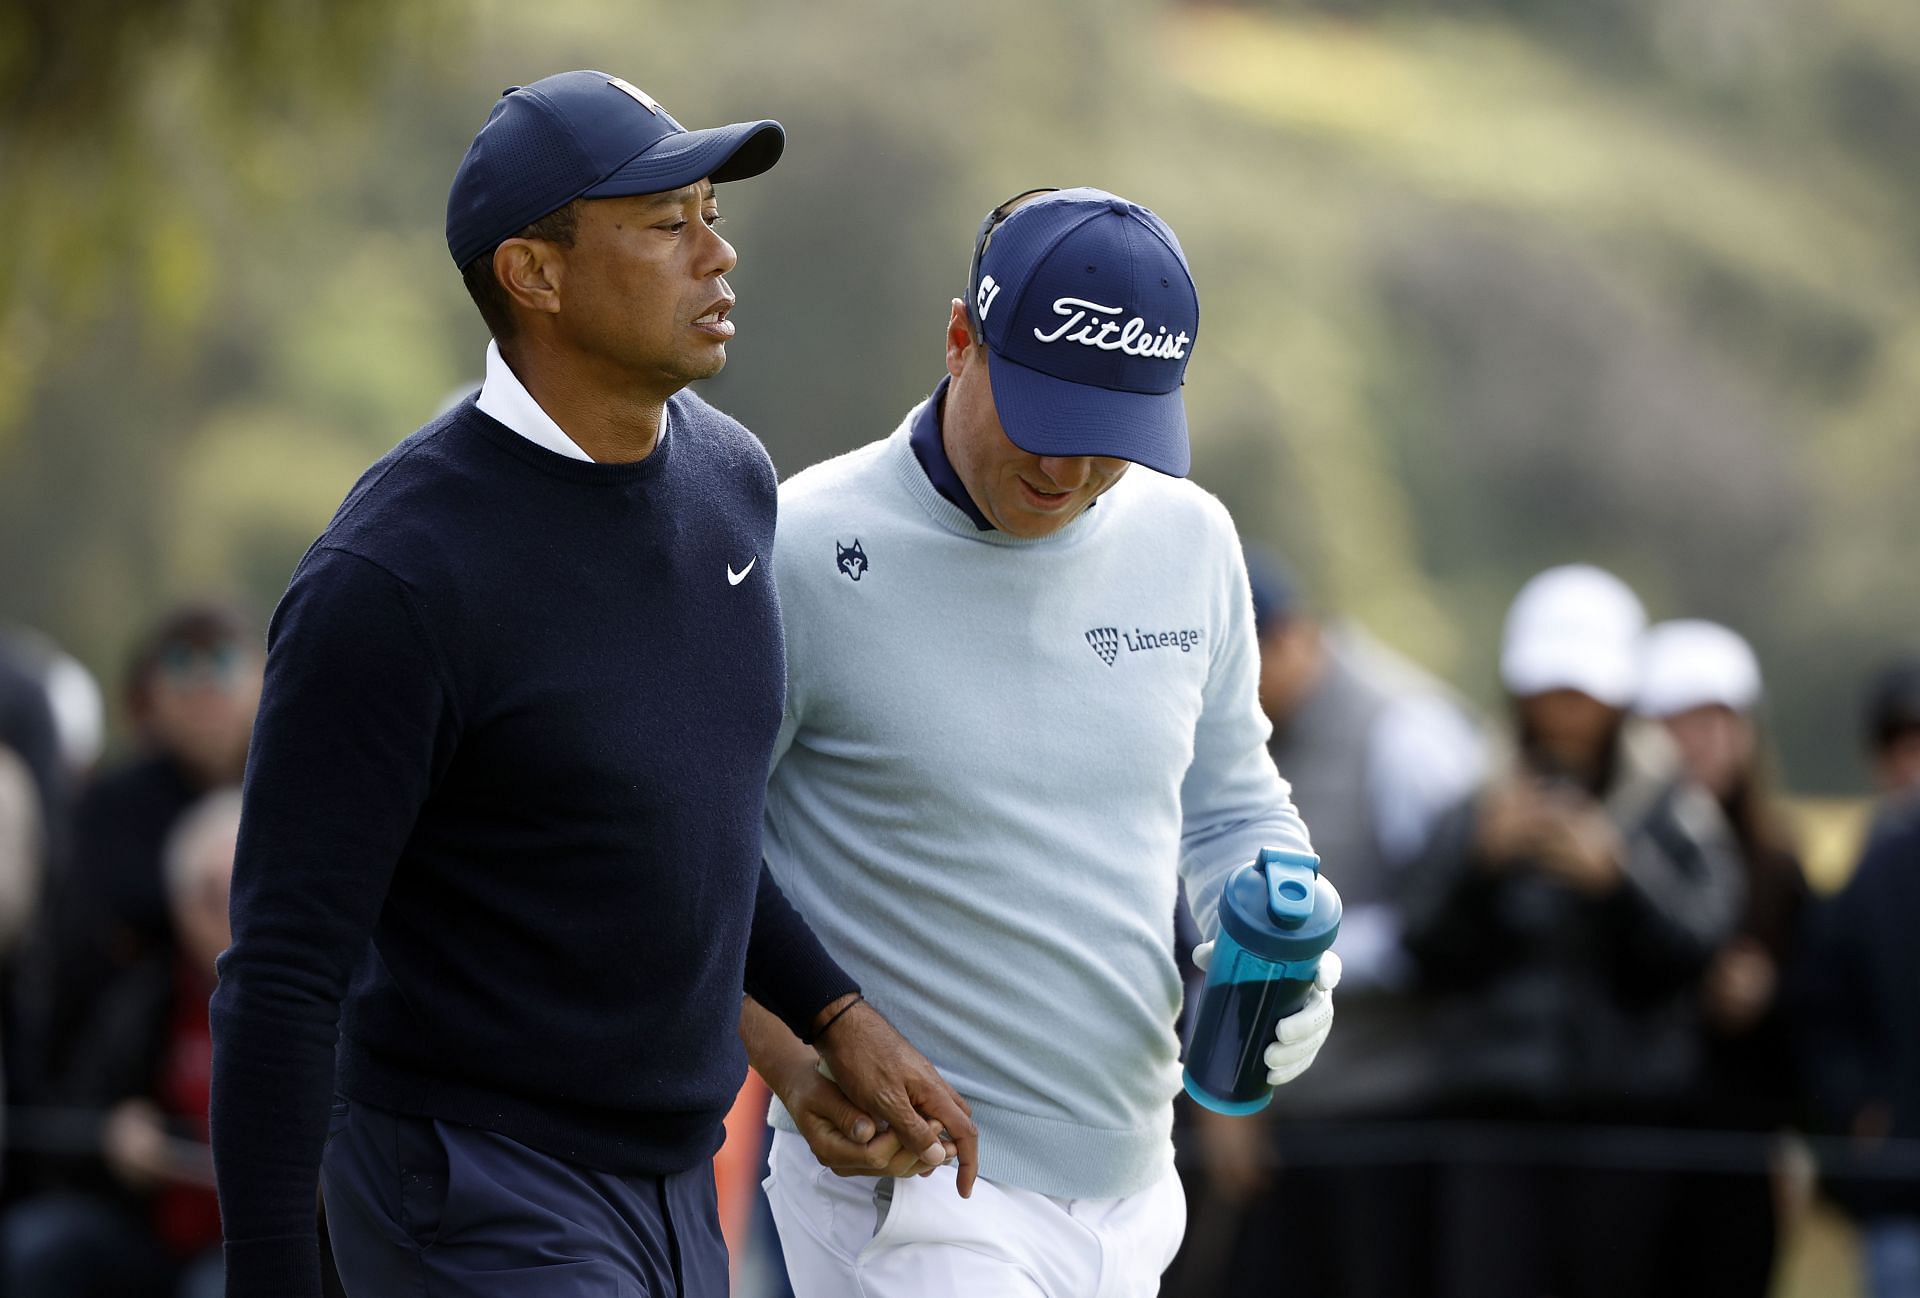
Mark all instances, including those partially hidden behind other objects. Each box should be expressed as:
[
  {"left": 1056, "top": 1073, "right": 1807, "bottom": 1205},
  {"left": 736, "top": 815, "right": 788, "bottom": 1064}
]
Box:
[
  {"left": 1638, "top": 619, "right": 1762, "bottom": 718},
  {"left": 43, "top": 648, "right": 104, "bottom": 774},
  {"left": 1500, "top": 564, "right": 1647, "bottom": 708}
]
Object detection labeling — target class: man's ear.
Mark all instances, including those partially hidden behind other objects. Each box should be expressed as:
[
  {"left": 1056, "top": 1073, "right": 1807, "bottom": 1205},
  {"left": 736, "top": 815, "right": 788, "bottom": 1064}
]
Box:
[
  {"left": 495, "top": 237, "right": 566, "bottom": 321},
  {"left": 945, "top": 298, "right": 977, "bottom": 380}
]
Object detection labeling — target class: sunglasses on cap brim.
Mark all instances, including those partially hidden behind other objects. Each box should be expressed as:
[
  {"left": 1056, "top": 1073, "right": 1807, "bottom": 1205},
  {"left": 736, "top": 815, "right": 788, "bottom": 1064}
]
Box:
[{"left": 964, "top": 187, "right": 1060, "bottom": 340}]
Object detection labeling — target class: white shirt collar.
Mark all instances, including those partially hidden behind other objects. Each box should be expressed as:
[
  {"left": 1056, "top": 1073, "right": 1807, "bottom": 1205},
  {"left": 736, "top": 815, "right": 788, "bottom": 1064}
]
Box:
[
  {"left": 478, "top": 340, "right": 672, "bottom": 464},
  {"left": 474, "top": 341, "right": 670, "bottom": 463}
]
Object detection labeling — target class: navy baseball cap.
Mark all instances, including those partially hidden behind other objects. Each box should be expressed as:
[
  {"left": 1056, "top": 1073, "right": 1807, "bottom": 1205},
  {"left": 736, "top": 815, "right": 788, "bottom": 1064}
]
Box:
[
  {"left": 1867, "top": 657, "right": 1920, "bottom": 748},
  {"left": 1243, "top": 546, "right": 1301, "bottom": 638},
  {"left": 968, "top": 188, "right": 1199, "bottom": 477},
  {"left": 446, "top": 70, "right": 784, "bottom": 269}
]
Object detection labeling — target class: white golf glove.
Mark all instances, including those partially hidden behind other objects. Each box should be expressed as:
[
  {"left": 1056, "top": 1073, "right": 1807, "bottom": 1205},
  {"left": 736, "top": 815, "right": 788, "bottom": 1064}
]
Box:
[{"left": 1190, "top": 943, "right": 1342, "bottom": 1086}]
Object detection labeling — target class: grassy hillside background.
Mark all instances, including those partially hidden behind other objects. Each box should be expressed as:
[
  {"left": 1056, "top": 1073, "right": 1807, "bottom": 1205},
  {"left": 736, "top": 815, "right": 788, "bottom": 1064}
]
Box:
[{"left": 2, "top": 0, "right": 1915, "bottom": 797}]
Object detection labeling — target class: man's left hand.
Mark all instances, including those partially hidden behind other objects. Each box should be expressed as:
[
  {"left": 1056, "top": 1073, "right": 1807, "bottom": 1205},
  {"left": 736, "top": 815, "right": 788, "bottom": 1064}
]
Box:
[
  {"left": 1191, "top": 944, "right": 1341, "bottom": 1086},
  {"left": 1265, "top": 950, "right": 1340, "bottom": 1085}
]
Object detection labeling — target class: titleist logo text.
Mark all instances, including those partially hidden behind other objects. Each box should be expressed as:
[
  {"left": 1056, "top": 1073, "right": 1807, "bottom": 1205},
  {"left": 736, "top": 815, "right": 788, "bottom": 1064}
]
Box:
[{"left": 1033, "top": 298, "right": 1190, "bottom": 360}]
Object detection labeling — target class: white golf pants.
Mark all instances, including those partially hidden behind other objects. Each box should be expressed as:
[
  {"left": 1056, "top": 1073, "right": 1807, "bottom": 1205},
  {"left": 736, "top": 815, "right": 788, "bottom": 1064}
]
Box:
[{"left": 763, "top": 1128, "right": 1187, "bottom": 1298}]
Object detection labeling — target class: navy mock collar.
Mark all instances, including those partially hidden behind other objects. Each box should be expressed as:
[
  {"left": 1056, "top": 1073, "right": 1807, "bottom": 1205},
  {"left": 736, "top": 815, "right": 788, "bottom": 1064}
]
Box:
[{"left": 909, "top": 376, "right": 994, "bottom": 532}]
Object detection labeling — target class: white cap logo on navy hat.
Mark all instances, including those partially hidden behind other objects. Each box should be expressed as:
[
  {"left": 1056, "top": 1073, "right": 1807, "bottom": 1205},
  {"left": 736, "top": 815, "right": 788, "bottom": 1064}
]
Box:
[
  {"left": 970, "top": 188, "right": 1200, "bottom": 478},
  {"left": 1032, "top": 297, "right": 1192, "bottom": 360}
]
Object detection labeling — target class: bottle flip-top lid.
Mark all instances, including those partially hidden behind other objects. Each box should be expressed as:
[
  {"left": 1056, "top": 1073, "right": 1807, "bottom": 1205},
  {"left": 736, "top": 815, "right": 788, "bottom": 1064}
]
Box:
[{"left": 1218, "top": 847, "right": 1342, "bottom": 964}]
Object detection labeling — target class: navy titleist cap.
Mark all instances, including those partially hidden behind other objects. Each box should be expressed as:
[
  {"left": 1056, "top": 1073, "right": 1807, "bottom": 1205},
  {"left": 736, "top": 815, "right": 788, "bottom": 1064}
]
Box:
[
  {"left": 971, "top": 188, "right": 1199, "bottom": 477},
  {"left": 446, "top": 70, "right": 784, "bottom": 269}
]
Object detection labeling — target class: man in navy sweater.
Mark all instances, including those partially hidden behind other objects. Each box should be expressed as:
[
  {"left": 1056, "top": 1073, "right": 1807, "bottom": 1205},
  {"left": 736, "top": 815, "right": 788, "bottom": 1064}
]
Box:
[{"left": 209, "top": 71, "right": 975, "bottom": 1298}]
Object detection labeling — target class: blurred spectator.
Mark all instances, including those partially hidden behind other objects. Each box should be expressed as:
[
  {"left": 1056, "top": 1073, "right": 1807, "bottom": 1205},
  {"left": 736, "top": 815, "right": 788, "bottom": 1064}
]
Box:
[
  {"left": 2, "top": 626, "right": 106, "bottom": 782},
  {"left": 0, "top": 633, "right": 67, "bottom": 865},
  {"left": 35, "top": 603, "right": 258, "bottom": 1092},
  {"left": 0, "top": 742, "right": 45, "bottom": 1164},
  {"left": 1640, "top": 619, "right": 1810, "bottom": 1297},
  {"left": 1173, "top": 550, "right": 1482, "bottom": 1298},
  {"left": 0, "top": 636, "right": 66, "bottom": 1167},
  {"left": 1798, "top": 665, "right": 1920, "bottom": 1298},
  {"left": 0, "top": 788, "right": 235, "bottom": 1298},
  {"left": 41, "top": 648, "right": 106, "bottom": 782},
  {"left": 1864, "top": 658, "right": 1920, "bottom": 830},
  {"left": 1401, "top": 565, "right": 1744, "bottom": 1298},
  {"left": 0, "top": 748, "right": 40, "bottom": 960}
]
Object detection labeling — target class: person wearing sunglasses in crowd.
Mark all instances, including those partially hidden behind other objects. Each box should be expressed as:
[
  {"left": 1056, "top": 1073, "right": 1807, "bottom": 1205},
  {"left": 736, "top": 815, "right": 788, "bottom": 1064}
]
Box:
[
  {"left": 38, "top": 606, "right": 259, "bottom": 1090},
  {"left": 2, "top": 604, "right": 259, "bottom": 1296},
  {"left": 743, "top": 188, "right": 1338, "bottom": 1298}
]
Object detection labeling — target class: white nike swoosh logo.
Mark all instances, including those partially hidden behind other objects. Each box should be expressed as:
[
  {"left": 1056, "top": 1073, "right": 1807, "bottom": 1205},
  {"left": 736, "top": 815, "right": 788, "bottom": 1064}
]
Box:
[{"left": 727, "top": 557, "right": 756, "bottom": 586}]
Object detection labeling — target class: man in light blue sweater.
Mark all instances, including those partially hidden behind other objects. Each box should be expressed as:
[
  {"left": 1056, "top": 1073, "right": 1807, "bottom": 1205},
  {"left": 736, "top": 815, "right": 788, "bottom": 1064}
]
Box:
[{"left": 743, "top": 188, "right": 1339, "bottom": 1297}]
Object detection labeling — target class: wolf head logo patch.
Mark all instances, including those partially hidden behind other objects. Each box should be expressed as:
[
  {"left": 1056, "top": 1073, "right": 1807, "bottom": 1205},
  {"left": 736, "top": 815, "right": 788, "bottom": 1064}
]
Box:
[
  {"left": 836, "top": 539, "right": 869, "bottom": 582},
  {"left": 1085, "top": 627, "right": 1120, "bottom": 666}
]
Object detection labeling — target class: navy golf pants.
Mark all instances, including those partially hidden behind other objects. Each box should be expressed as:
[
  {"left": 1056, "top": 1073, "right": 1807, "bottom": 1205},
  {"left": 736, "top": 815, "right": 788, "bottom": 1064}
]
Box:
[{"left": 320, "top": 1096, "right": 728, "bottom": 1297}]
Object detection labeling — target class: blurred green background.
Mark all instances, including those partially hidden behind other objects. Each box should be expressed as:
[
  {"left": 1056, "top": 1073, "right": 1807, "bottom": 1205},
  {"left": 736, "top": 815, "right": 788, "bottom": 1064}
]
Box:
[
  {"left": 2, "top": 0, "right": 1916, "bottom": 796},
  {"left": 3, "top": 4, "right": 1913, "bottom": 1292}
]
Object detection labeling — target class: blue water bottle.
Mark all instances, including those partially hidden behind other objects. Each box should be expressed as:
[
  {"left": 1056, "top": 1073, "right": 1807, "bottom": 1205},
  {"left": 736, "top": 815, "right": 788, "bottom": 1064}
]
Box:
[{"left": 1183, "top": 847, "right": 1342, "bottom": 1115}]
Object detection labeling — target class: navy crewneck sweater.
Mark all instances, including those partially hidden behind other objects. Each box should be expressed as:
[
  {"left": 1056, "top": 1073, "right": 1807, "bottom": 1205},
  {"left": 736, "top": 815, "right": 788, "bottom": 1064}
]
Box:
[{"left": 210, "top": 395, "right": 855, "bottom": 1295}]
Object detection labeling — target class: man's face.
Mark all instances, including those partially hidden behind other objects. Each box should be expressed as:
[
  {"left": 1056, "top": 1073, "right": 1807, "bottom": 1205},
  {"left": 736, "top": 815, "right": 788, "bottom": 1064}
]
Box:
[
  {"left": 141, "top": 639, "right": 261, "bottom": 785},
  {"left": 1519, "top": 688, "right": 1622, "bottom": 777},
  {"left": 941, "top": 303, "right": 1129, "bottom": 539},
  {"left": 1875, "top": 729, "right": 1920, "bottom": 797},
  {"left": 544, "top": 182, "right": 739, "bottom": 391},
  {"left": 1258, "top": 620, "right": 1325, "bottom": 728}
]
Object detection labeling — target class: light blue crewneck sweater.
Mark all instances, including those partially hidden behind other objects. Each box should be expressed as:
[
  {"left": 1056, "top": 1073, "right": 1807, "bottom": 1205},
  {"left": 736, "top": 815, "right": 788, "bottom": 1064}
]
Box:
[{"left": 764, "top": 406, "right": 1313, "bottom": 1200}]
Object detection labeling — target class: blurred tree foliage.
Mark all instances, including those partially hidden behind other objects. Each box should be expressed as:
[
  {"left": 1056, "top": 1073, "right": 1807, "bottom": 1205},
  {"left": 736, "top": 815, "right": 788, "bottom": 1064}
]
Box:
[
  {"left": 0, "top": 0, "right": 1914, "bottom": 792},
  {"left": 0, "top": 0, "right": 448, "bottom": 424}
]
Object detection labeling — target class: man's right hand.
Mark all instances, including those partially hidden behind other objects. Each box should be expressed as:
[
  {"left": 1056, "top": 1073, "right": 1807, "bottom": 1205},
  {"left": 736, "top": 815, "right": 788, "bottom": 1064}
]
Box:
[
  {"left": 784, "top": 1060, "right": 948, "bottom": 1179},
  {"left": 812, "top": 997, "right": 979, "bottom": 1197},
  {"left": 741, "top": 997, "right": 961, "bottom": 1185}
]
